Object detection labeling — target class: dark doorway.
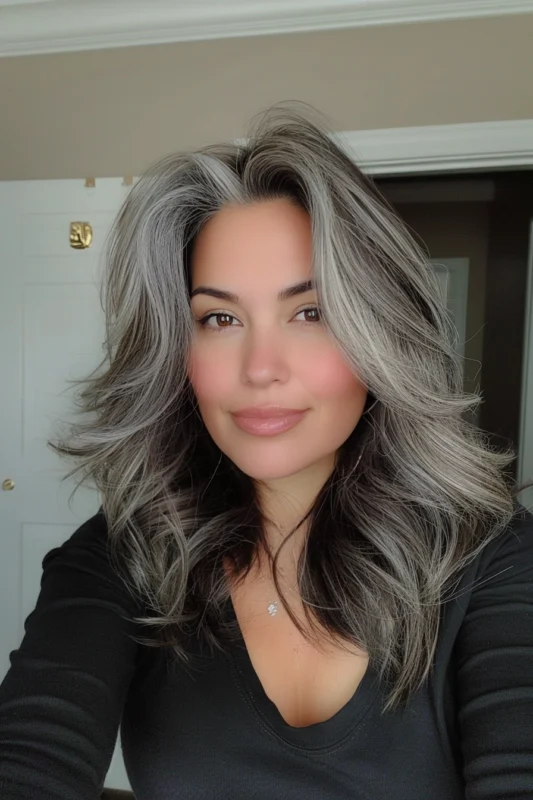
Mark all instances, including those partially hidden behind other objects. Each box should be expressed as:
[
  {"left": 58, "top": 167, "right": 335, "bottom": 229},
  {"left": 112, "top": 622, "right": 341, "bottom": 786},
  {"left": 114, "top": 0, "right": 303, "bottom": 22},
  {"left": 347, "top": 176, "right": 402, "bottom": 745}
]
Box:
[{"left": 375, "top": 170, "right": 533, "bottom": 483}]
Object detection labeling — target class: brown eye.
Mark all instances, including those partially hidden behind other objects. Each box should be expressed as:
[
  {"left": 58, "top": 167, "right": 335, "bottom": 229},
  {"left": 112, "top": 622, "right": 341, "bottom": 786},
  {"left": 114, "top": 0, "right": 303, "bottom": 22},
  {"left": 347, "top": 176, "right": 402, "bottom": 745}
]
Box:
[
  {"left": 198, "top": 312, "right": 236, "bottom": 330},
  {"left": 295, "top": 306, "right": 321, "bottom": 323}
]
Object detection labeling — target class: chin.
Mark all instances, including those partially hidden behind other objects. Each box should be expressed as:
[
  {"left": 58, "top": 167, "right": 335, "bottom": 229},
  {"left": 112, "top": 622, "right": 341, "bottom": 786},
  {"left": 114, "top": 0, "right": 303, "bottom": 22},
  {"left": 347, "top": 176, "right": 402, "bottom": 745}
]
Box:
[
  {"left": 220, "top": 445, "right": 322, "bottom": 483},
  {"left": 231, "top": 458, "right": 304, "bottom": 482},
  {"left": 241, "top": 465, "right": 304, "bottom": 482}
]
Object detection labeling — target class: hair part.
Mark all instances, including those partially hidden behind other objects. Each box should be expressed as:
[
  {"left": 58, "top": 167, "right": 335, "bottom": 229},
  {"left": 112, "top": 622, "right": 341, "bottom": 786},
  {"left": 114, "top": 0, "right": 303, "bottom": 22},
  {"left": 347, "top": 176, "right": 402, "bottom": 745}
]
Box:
[{"left": 49, "top": 101, "right": 532, "bottom": 715}]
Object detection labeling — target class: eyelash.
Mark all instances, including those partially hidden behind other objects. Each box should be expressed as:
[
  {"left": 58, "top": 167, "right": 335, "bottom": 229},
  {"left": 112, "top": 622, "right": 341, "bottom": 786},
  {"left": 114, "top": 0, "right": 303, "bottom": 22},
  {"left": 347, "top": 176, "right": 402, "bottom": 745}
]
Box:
[{"left": 196, "top": 305, "right": 321, "bottom": 332}]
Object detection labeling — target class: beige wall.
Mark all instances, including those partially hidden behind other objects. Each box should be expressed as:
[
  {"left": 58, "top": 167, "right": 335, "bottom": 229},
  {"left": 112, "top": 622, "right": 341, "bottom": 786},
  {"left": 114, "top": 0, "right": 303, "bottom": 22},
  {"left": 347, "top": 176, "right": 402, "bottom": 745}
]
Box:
[{"left": 1, "top": 13, "right": 533, "bottom": 180}]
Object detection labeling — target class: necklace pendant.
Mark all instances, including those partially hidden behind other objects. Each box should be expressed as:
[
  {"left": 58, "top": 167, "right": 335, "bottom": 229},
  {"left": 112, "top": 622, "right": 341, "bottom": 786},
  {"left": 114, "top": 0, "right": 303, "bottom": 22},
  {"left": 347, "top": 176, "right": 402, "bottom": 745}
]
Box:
[{"left": 267, "top": 601, "right": 279, "bottom": 616}]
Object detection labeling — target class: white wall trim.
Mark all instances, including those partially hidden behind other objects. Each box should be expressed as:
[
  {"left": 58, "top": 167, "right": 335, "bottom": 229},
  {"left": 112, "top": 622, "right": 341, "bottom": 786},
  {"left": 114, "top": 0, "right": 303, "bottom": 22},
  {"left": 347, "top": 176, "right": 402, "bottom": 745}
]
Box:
[
  {"left": 341, "top": 119, "right": 533, "bottom": 175},
  {"left": 1, "top": 0, "right": 533, "bottom": 56}
]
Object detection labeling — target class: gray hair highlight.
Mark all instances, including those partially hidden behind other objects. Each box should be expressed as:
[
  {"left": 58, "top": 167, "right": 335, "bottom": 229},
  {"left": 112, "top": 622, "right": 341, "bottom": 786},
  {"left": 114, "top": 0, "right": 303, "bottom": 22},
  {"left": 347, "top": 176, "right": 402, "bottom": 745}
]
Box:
[{"left": 49, "top": 102, "right": 531, "bottom": 714}]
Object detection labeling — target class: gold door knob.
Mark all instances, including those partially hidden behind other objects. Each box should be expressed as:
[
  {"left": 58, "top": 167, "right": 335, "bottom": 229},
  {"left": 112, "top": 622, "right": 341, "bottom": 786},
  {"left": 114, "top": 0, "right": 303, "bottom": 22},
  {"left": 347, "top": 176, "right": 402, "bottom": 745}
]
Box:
[
  {"left": 2, "top": 479, "right": 15, "bottom": 491},
  {"left": 70, "top": 222, "right": 93, "bottom": 249}
]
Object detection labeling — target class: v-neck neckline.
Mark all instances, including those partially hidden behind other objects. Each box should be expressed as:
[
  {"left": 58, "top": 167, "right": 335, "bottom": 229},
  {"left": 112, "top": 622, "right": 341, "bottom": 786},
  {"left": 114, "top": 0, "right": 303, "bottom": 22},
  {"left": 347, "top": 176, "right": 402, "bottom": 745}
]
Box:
[{"left": 223, "top": 593, "right": 382, "bottom": 750}]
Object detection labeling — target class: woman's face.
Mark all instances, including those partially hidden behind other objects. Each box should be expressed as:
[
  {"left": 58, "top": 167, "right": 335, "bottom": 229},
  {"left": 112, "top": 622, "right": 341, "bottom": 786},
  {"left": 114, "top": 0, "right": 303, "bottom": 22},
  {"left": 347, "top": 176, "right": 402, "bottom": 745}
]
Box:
[{"left": 187, "top": 198, "right": 368, "bottom": 485}]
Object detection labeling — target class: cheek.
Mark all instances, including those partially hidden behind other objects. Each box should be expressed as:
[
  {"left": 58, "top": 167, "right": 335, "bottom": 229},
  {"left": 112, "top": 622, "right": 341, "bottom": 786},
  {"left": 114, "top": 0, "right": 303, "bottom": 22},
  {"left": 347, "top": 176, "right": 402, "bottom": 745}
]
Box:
[
  {"left": 303, "top": 350, "right": 366, "bottom": 402},
  {"left": 187, "top": 350, "right": 232, "bottom": 406}
]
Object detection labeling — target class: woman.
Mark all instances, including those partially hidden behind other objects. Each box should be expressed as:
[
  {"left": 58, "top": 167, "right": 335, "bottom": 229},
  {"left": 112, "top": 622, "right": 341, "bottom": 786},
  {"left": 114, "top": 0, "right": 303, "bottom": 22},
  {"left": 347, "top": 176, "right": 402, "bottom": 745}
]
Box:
[{"left": 1, "top": 102, "right": 532, "bottom": 799}]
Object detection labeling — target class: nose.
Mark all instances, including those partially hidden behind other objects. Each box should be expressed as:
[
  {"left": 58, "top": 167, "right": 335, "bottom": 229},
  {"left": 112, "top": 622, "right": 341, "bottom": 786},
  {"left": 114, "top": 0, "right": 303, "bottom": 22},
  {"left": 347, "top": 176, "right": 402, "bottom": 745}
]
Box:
[{"left": 241, "top": 327, "right": 291, "bottom": 387}]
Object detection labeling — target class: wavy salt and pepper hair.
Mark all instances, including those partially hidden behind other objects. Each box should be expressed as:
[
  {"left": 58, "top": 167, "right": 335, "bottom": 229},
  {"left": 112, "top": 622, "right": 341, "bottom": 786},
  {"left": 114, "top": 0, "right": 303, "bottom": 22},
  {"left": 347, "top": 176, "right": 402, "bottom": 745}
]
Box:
[{"left": 49, "top": 103, "right": 531, "bottom": 715}]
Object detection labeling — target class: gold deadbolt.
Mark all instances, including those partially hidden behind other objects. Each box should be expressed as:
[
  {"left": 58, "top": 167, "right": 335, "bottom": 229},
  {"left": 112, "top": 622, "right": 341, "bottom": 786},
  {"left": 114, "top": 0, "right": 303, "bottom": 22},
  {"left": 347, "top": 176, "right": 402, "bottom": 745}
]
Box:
[
  {"left": 70, "top": 222, "right": 93, "bottom": 250},
  {"left": 2, "top": 479, "right": 15, "bottom": 491}
]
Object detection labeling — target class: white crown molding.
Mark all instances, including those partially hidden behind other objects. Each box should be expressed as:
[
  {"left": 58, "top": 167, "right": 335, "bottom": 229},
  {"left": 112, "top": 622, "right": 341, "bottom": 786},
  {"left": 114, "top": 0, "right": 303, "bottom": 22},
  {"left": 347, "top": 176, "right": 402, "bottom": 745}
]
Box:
[
  {"left": 340, "top": 119, "right": 533, "bottom": 175},
  {"left": 1, "top": 0, "right": 533, "bottom": 56}
]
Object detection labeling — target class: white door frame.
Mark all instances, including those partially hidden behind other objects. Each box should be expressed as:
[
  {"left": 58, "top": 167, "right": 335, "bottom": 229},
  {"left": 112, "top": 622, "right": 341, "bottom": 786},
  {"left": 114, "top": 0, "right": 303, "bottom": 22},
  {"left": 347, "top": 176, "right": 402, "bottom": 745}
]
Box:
[
  {"left": 346, "top": 118, "right": 533, "bottom": 506},
  {"left": 519, "top": 223, "right": 533, "bottom": 508},
  {"left": 343, "top": 119, "right": 533, "bottom": 176}
]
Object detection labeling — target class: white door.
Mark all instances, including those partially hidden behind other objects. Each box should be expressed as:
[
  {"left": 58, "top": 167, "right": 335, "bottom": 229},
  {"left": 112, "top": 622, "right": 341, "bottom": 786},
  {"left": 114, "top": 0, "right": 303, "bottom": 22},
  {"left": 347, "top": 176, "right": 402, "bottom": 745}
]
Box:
[{"left": 0, "top": 177, "right": 135, "bottom": 791}]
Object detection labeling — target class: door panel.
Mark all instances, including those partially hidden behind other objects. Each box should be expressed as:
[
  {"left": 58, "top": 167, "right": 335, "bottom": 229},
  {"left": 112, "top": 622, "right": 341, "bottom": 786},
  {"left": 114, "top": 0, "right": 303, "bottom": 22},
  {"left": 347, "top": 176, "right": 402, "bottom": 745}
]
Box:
[{"left": 0, "top": 178, "right": 134, "bottom": 791}]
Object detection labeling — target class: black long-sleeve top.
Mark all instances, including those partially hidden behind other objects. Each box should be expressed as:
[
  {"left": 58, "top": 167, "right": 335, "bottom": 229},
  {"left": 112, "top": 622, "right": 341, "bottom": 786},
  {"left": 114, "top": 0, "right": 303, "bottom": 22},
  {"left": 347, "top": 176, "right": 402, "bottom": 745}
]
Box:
[{"left": 1, "top": 504, "right": 533, "bottom": 799}]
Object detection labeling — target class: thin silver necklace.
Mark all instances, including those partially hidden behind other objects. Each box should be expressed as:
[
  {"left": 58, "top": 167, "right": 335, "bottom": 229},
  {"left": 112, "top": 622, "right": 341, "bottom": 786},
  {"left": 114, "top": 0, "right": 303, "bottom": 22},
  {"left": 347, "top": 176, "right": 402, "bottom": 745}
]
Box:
[
  {"left": 267, "top": 600, "right": 280, "bottom": 617},
  {"left": 256, "top": 565, "right": 300, "bottom": 617},
  {"left": 265, "top": 585, "right": 298, "bottom": 617}
]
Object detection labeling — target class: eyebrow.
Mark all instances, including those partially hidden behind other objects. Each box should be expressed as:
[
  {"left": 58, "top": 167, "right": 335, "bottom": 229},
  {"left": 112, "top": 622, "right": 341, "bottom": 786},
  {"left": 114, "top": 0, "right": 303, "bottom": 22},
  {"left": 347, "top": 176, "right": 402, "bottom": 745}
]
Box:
[{"left": 190, "top": 279, "right": 315, "bottom": 303}]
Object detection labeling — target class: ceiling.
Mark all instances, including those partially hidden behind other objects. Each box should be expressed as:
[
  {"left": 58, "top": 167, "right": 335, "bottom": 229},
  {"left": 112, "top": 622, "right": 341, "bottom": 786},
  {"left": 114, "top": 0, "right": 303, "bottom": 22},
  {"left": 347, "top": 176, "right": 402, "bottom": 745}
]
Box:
[{"left": 1, "top": 0, "right": 533, "bottom": 57}]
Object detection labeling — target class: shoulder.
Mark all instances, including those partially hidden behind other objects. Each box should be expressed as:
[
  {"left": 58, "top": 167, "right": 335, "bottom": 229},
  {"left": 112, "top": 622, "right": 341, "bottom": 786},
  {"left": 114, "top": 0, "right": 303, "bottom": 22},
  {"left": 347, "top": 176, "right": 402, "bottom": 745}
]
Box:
[
  {"left": 450, "top": 501, "right": 533, "bottom": 653},
  {"left": 450, "top": 503, "right": 533, "bottom": 794},
  {"left": 439, "top": 502, "right": 533, "bottom": 657},
  {"left": 44, "top": 507, "right": 109, "bottom": 563},
  {"left": 40, "top": 506, "right": 143, "bottom": 617},
  {"left": 42, "top": 506, "right": 112, "bottom": 576},
  {"left": 469, "top": 501, "right": 533, "bottom": 591},
  {"left": 0, "top": 506, "right": 143, "bottom": 798}
]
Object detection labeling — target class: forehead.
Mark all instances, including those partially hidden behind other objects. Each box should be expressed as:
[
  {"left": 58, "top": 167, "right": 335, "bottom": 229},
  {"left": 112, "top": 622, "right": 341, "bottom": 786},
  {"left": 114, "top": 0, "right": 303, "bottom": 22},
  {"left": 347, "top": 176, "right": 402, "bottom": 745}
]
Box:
[{"left": 190, "top": 199, "right": 313, "bottom": 290}]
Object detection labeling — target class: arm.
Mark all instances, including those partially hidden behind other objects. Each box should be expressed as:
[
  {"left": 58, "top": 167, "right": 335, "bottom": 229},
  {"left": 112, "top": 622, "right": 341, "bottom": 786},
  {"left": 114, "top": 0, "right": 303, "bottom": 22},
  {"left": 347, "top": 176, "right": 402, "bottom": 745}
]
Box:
[
  {"left": 455, "top": 503, "right": 533, "bottom": 799},
  {"left": 0, "top": 510, "right": 143, "bottom": 800}
]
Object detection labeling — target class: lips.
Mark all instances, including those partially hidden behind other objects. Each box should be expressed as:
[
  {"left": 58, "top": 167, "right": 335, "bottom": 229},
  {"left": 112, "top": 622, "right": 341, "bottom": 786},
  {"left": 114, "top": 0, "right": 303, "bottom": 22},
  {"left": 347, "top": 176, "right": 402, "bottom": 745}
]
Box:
[
  {"left": 232, "top": 407, "right": 307, "bottom": 419},
  {"left": 230, "top": 409, "right": 309, "bottom": 436}
]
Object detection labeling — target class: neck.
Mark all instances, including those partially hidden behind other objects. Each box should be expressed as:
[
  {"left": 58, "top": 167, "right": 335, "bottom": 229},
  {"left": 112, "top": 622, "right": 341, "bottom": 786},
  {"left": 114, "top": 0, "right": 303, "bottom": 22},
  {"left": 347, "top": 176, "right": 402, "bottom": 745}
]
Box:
[{"left": 259, "top": 518, "right": 309, "bottom": 579}]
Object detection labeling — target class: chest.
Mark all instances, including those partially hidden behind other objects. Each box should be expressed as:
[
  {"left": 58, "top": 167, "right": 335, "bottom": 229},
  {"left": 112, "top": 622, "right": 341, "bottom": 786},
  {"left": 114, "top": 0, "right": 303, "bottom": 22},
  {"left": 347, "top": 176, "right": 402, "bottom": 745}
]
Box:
[{"left": 229, "top": 568, "right": 370, "bottom": 728}]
